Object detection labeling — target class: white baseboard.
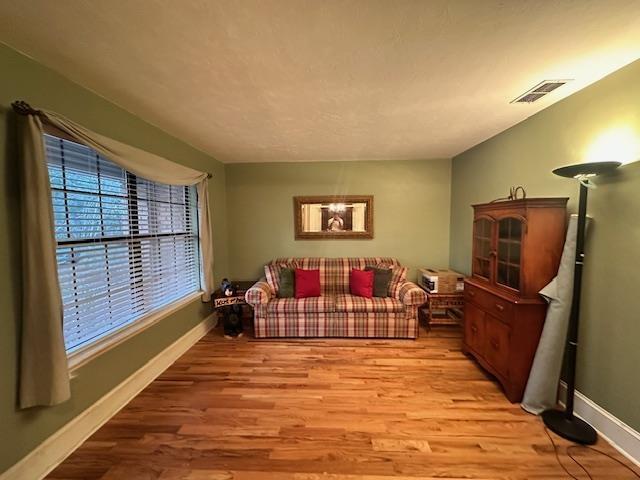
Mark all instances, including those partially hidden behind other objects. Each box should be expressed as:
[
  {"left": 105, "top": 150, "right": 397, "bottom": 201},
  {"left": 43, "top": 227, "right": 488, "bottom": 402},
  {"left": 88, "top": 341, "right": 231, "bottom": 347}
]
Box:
[
  {"left": 559, "top": 381, "right": 640, "bottom": 466},
  {"left": 1, "top": 314, "right": 216, "bottom": 480}
]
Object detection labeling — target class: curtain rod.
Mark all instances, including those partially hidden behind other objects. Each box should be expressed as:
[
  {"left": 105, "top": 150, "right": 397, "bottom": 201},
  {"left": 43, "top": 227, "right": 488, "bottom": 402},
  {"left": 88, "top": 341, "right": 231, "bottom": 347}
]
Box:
[
  {"left": 11, "top": 100, "right": 213, "bottom": 179},
  {"left": 12, "top": 100, "right": 44, "bottom": 116}
]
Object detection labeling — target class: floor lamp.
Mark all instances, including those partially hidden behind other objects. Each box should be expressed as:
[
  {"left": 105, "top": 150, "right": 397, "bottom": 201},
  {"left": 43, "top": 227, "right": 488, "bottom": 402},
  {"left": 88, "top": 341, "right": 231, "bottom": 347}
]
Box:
[{"left": 541, "top": 160, "right": 621, "bottom": 444}]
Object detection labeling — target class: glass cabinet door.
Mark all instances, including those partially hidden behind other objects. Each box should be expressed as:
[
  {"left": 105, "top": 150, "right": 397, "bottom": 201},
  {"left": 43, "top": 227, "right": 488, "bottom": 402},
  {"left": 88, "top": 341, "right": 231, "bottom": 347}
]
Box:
[
  {"left": 473, "top": 218, "right": 493, "bottom": 280},
  {"left": 496, "top": 217, "right": 523, "bottom": 290}
]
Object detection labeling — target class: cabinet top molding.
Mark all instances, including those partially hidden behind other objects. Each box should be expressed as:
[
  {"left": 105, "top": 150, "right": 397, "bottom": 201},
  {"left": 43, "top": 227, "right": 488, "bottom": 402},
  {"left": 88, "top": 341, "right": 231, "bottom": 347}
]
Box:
[{"left": 472, "top": 197, "right": 569, "bottom": 210}]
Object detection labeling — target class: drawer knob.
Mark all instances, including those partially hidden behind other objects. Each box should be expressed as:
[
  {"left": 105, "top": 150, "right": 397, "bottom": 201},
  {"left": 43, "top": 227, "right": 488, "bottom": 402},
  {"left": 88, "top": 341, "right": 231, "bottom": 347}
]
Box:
[
  {"left": 490, "top": 339, "right": 499, "bottom": 350},
  {"left": 471, "top": 325, "right": 478, "bottom": 333},
  {"left": 495, "top": 303, "right": 505, "bottom": 312},
  {"left": 469, "top": 291, "right": 476, "bottom": 297}
]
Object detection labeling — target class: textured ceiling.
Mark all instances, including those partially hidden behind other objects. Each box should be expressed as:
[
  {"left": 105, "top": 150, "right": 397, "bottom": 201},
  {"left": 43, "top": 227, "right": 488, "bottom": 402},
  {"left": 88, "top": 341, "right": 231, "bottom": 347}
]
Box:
[{"left": 1, "top": 0, "right": 639, "bottom": 163}]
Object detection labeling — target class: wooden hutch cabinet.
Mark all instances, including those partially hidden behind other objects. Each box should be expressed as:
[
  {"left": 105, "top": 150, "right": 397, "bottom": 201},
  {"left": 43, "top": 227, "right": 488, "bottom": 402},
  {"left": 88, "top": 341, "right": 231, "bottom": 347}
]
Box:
[{"left": 463, "top": 198, "right": 568, "bottom": 402}]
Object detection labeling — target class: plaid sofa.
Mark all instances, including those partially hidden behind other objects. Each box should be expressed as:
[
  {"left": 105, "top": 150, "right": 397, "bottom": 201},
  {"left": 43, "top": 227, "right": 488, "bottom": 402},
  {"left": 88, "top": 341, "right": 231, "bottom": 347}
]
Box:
[{"left": 245, "top": 257, "right": 427, "bottom": 338}]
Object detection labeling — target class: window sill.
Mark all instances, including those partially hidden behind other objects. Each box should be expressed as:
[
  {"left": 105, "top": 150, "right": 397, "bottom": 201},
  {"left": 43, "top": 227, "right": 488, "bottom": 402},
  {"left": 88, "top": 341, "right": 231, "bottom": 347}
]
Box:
[{"left": 68, "top": 290, "right": 206, "bottom": 375}]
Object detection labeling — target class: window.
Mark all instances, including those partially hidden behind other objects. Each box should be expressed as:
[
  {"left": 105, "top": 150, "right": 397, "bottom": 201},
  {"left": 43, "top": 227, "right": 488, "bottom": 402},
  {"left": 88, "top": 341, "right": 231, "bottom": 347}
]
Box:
[{"left": 45, "top": 134, "right": 201, "bottom": 353}]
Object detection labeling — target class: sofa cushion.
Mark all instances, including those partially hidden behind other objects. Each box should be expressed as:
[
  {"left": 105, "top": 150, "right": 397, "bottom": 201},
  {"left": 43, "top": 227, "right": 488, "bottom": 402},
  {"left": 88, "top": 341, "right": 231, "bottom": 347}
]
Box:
[
  {"left": 269, "top": 258, "right": 402, "bottom": 295},
  {"left": 295, "top": 269, "right": 321, "bottom": 298},
  {"left": 267, "top": 296, "right": 335, "bottom": 313},
  {"left": 277, "top": 268, "right": 295, "bottom": 298},
  {"left": 265, "top": 261, "right": 299, "bottom": 294},
  {"left": 335, "top": 294, "right": 404, "bottom": 313},
  {"left": 350, "top": 269, "right": 374, "bottom": 298},
  {"left": 365, "top": 266, "right": 393, "bottom": 298}
]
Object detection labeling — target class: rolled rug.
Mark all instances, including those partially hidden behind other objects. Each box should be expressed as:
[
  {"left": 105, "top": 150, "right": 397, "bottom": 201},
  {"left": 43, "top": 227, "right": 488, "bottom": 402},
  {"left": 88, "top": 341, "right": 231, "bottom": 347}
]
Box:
[{"left": 521, "top": 215, "right": 590, "bottom": 414}]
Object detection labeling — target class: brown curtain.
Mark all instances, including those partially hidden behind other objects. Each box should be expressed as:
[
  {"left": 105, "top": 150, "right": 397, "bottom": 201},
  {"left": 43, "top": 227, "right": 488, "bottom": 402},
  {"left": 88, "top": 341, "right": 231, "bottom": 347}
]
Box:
[
  {"left": 18, "top": 108, "right": 215, "bottom": 408},
  {"left": 19, "top": 115, "right": 70, "bottom": 408}
]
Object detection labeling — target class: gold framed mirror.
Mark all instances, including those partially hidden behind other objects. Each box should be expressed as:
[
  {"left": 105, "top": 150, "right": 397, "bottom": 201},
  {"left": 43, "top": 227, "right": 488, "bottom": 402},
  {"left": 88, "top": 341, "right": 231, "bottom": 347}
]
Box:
[{"left": 293, "top": 195, "right": 374, "bottom": 240}]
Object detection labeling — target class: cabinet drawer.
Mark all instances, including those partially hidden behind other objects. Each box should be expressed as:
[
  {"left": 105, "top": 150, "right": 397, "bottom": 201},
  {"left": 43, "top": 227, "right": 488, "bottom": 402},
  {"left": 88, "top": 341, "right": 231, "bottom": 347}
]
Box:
[
  {"left": 464, "top": 284, "right": 513, "bottom": 324},
  {"left": 484, "top": 314, "right": 510, "bottom": 378}
]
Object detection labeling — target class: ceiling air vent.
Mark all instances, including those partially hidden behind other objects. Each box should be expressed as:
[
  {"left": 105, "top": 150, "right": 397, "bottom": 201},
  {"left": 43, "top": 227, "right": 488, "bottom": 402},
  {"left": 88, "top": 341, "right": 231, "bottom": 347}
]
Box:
[{"left": 511, "top": 79, "right": 572, "bottom": 104}]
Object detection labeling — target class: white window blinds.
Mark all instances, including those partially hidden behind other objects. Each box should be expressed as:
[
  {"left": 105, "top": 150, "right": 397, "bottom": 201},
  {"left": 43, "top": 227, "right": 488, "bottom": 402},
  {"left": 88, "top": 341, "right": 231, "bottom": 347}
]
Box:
[{"left": 44, "top": 134, "right": 201, "bottom": 353}]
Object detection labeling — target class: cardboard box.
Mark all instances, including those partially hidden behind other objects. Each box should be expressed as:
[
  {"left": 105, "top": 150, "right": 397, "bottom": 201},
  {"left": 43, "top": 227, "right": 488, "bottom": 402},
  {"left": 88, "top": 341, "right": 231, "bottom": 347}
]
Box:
[{"left": 418, "top": 268, "right": 465, "bottom": 294}]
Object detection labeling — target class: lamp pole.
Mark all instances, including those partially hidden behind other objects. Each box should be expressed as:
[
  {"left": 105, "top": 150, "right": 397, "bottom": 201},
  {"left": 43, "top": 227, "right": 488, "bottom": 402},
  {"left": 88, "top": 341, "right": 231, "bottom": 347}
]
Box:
[
  {"left": 564, "top": 180, "right": 587, "bottom": 419},
  {"left": 541, "top": 160, "right": 620, "bottom": 445}
]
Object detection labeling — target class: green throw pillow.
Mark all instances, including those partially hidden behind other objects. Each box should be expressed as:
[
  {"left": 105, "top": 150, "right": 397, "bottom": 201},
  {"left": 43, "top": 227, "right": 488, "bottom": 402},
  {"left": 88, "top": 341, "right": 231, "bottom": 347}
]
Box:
[
  {"left": 278, "top": 268, "right": 295, "bottom": 298},
  {"left": 365, "top": 266, "right": 392, "bottom": 298}
]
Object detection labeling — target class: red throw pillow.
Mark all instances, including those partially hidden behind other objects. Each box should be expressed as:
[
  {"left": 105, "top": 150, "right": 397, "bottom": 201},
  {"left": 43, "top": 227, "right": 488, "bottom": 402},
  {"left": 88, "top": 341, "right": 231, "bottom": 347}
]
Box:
[
  {"left": 295, "top": 269, "right": 321, "bottom": 298},
  {"left": 350, "top": 269, "right": 374, "bottom": 298}
]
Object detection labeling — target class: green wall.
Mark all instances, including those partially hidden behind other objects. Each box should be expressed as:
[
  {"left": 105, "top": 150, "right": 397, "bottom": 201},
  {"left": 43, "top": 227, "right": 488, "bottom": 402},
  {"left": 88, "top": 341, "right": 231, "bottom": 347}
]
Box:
[
  {"left": 450, "top": 59, "right": 640, "bottom": 430},
  {"left": 0, "top": 44, "right": 228, "bottom": 473},
  {"left": 226, "top": 159, "right": 451, "bottom": 282}
]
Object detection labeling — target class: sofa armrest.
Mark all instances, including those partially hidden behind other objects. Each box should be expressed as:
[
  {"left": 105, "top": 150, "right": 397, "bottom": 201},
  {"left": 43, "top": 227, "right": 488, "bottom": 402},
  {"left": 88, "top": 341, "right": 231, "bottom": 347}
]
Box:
[
  {"left": 245, "top": 278, "right": 273, "bottom": 305},
  {"left": 397, "top": 282, "right": 427, "bottom": 306}
]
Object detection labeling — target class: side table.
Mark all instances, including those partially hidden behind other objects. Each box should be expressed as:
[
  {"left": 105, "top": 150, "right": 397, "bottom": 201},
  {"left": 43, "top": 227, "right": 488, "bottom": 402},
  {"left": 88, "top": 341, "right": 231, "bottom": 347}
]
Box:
[{"left": 418, "top": 289, "right": 464, "bottom": 330}]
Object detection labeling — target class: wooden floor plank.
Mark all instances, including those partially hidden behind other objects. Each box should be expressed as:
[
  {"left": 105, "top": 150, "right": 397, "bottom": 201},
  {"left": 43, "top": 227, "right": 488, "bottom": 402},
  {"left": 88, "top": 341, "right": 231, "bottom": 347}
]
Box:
[{"left": 46, "top": 325, "right": 639, "bottom": 480}]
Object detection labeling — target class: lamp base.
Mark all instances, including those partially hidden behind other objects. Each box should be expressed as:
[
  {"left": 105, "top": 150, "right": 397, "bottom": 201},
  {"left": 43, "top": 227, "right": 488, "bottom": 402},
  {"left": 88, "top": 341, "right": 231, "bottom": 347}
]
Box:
[{"left": 542, "top": 409, "right": 598, "bottom": 445}]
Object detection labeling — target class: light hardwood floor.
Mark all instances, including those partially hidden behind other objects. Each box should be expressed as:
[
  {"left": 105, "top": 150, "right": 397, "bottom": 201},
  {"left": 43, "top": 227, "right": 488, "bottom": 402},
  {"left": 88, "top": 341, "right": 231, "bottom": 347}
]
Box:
[{"left": 47, "top": 325, "right": 639, "bottom": 479}]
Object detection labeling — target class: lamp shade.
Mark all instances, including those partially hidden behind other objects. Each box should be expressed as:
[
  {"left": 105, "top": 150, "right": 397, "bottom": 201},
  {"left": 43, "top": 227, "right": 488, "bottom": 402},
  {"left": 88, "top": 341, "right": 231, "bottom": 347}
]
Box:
[{"left": 552, "top": 161, "right": 621, "bottom": 178}]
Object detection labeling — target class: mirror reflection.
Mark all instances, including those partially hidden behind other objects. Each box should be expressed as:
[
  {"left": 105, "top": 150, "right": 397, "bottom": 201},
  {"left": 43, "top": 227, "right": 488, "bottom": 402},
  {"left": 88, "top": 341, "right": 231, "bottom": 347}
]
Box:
[
  {"left": 294, "top": 196, "right": 373, "bottom": 239},
  {"left": 300, "top": 202, "right": 367, "bottom": 233}
]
